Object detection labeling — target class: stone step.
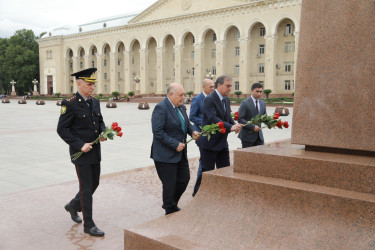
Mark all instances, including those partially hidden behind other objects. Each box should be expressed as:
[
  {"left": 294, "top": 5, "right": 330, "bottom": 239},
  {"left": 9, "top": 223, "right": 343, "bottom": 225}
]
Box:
[
  {"left": 234, "top": 139, "right": 375, "bottom": 195},
  {"left": 124, "top": 166, "right": 375, "bottom": 249}
]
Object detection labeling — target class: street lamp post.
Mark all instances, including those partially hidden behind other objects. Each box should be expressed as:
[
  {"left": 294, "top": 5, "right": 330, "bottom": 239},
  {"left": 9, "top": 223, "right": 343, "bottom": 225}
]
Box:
[
  {"left": 32, "top": 79, "right": 39, "bottom": 96},
  {"left": 134, "top": 75, "right": 140, "bottom": 95}
]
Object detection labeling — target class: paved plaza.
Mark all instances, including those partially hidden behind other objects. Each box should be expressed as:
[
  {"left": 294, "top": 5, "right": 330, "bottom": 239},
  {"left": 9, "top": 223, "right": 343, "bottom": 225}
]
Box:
[{"left": 0, "top": 99, "right": 293, "bottom": 249}]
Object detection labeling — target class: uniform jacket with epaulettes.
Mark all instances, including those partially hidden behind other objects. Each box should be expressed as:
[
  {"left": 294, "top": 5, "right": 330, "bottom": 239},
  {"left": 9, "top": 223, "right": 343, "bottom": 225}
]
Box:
[{"left": 57, "top": 92, "right": 105, "bottom": 165}]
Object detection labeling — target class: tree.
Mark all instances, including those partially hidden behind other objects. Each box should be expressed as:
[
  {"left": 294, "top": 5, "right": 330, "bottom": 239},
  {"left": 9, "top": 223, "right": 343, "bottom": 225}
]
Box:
[
  {"left": 263, "top": 89, "right": 272, "bottom": 99},
  {"left": 112, "top": 91, "right": 120, "bottom": 99},
  {"left": 234, "top": 90, "right": 242, "bottom": 100},
  {"left": 128, "top": 91, "right": 134, "bottom": 97},
  {"left": 186, "top": 91, "right": 194, "bottom": 98},
  {"left": 0, "top": 29, "right": 40, "bottom": 95}
]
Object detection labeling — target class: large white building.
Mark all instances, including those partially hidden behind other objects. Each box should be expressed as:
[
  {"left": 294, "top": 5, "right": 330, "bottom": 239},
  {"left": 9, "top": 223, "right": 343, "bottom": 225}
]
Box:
[{"left": 37, "top": 0, "right": 301, "bottom": 96}]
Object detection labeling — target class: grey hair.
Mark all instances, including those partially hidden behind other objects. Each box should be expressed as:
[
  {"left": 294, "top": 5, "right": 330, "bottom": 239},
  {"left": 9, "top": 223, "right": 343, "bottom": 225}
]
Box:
[{"left": 215, "top": 75, "right": 232, "bottom": 88}]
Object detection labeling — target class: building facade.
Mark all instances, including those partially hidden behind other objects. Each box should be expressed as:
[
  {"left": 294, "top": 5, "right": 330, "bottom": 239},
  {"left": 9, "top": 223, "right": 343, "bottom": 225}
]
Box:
[{"left": 37, "top": 0, "right": 301, "bottom": 96}]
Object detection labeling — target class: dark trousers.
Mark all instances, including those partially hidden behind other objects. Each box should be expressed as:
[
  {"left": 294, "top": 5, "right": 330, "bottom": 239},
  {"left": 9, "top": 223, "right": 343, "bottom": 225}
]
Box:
[
  {"left": 193, "top": 147, "right": 230, "bottom": 196},
  {"left": 154, "top": 157, "right": 190, "bottom": 214},
  {"left": 242, "top": 135, "right": 264, "bottom": 148},
  {"left": 70, "top": 164, "right": 100, "bottom": 228}
]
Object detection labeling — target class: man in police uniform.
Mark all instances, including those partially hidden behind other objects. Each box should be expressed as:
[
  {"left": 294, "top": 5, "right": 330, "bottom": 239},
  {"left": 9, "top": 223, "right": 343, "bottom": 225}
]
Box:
[{"left": 57, "top": 68, "right": 106, "bottom": 237}]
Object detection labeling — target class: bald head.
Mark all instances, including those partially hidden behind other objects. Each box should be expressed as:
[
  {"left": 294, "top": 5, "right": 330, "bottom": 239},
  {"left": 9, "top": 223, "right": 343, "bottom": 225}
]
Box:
[
  {"left": 202, "top": 78, "right": 215, "bottom": 95},
  {"left": 167, "top": 83, "right": 186, "bottom": 107}
]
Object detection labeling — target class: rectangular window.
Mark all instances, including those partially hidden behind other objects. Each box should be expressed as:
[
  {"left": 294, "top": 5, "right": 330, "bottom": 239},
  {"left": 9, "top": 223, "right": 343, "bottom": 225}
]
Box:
[
  {"left": 260, "top": 27, "right": 265, "bottom": 37},
  {"left": 285, "top": 42, "right": 292, "bottom": 53},
  {"left": 118, "top": 59, "right": 121, "bottom": 65},
  {"left": 292, "top": 80, "right": 295, "bottom": 90},
  {"left": 235, "top": 47, "right": 240, "bottom": 56},
  {"left": 92, "top": 49, "right": 95, "bottom": 55},
  {"left": 259, "top": 44, "right": 265, "bottom": 55},
  {"left": 285, "top": 80, "right": 291, "bottom": 90},
  {"left": 80, "top": 62, "right": 83, "bottom": 69},
  {"left": 104, "top": 48, "right": 107, "bottom": 54},
  {"left": 92, "top": 61, "right": 95, "bottom": 67},
  {"left": 104, "top": 73, "right": 107, "bottom": 80},
  {"left": 104, "top": 60, "right": 107, "bottom": 67},
  {"left": 70, "top": 62, "right": 73, "bottom": 70},
  {"left": 192, "top": 51, "right": 195, "bottom": 60},
  {"left": 211, "top": 49, "right": 216, "bottom": 58},
  {"left": 212, "top": 66, "right": 216, "bottom": 75},
  {"left": 286, "top": 24, "right": 292, "bottom": 35},
  {"left": 235, "top": 30, "right": 240, "bottom": 40},
  {"left": 285, "top": 62, "right": 292, "bottom": 72},
  {"left": 234, "top": 65, "right": 240, "bottom": 75},
  {"left": 258, "top": 63, "right": 265, "bottom": 73},
  {"left": 192, "top": 37, "right": 195, "bottom": 44},
  {"left": 118, "top": 72, "right": 121, "bottom": 80},
  {"left": 70, "top": 86, "right": 74, "bottom": 93},
  {"left": 192, "top": 67, "right": 195, "bottom": 76},
  {"left": 235, "top": 81, "right": 239, "bottom": 91},
  {"left": 212, "top": 33, "right": 217, "bottom": 42},
  {"left": 80, "top": 51, "right": 83, "bottom": 57}
]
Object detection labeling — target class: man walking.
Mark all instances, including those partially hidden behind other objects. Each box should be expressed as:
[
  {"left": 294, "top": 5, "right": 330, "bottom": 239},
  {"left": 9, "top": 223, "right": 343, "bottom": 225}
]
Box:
[
  {"left": 57, "top": 68, "right": 106, "bottom": 236},
  {"left": 151, "top": 83, "right": 200, "bottom": 215},
  {"left": 189, "top": 78, "right": 214, "bottom": 197},
  {"left": 238, "top": 82, "right": 267, "bottom": 148},
  {"left": 194, "top": 75, "right": 243, "bottom": 195}
]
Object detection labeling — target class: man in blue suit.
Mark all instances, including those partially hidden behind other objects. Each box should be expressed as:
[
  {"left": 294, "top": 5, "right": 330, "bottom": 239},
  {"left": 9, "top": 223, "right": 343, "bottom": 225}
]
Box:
[
  {"left": 151, "top": 83, "right": 200, "bottom": 215},
  {"left": 238, "top": 82, "right": 267, "bottom": 148},
  {"left": 189, "top": 78, "right": 214, "bottom": 197},
  {"left": 194, "top": 75, "right": 243, "bottom": 195}
]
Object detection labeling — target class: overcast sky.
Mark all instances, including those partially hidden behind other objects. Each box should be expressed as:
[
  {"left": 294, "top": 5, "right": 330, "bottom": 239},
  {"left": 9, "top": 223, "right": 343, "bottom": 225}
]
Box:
[{"left": 0, "top": 0, "right": 158, "bottom": 38}]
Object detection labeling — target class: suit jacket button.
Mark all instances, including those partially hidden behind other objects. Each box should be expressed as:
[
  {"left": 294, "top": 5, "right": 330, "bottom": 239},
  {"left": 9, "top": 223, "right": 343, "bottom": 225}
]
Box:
[
  {"left": 93, "top": 122, "right": 96, "bottom": 124},
  {"left": 95, "top": 130, "right": 98, "bottom": 133},
  {"left": 83, "top": 115, "right": 86, "bottom": 117}
]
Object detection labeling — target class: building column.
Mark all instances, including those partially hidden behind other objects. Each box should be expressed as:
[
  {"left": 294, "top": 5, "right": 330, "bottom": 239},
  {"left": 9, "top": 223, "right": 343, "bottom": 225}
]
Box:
[
  {"left": 109, "top": 52, "right": 118, "bottom": 94},
  {"left": 215, "top": 40, "right": 226, "bottom": 76},
  {"left": 265, "top": 35, "right": 276, "bottom": 91},
  {"left": 64, "top": 57, "right": 70, "bottom": 94},
  {"left": 123, "top": 51, "right": 132, "bottom": 94},
  {"left": 193, "top": 43, "right": 204, "bottom": 94},
  {"left": 72, "top": 56, "right": 79, "bottom": 93},
  {"left": 84, "top": 55, "right": 91, "bottom": 69},
  {"left": 239, "top": 38, "right": 250, "bottom": 93},
  {"left": 156, "top": 47, "right": 166, "bottom": 94},
  {"left": 174, "top": 45, "right": 184, "bottom": 86},
  {"left": 139, "top": 48, "right": 149, "bottom": 94},
  {"left": 96, "top": 53, "right": 104, "bottom": 94}
]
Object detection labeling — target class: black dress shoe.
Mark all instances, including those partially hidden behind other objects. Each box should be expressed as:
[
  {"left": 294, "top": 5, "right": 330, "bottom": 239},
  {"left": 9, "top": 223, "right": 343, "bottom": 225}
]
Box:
[
  {"left": 84, "top": 226, "right": 105, "bottom": 237},
  {"left": 64, "top": 203, "right": 82, "bottom": 223}
]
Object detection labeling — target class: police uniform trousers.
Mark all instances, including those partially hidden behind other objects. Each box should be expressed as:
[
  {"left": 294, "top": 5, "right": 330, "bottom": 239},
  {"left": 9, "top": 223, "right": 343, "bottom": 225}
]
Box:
[{"left": 69, "top": 163, "right": 101, "bottom": 228}]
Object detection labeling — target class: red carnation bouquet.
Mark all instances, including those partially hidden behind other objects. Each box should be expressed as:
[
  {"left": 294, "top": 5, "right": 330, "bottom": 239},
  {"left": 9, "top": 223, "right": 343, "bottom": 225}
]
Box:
[
  {"left": 230, "top": 111, "right": 239, "bottom": 121},
  {"left": 71, "top": 122, "right": 123, "bottom": 161},
  {"left": 245, "top": 112, "right": 289, "bottom": 132},
  {"left": 186, "top": 121, "right": 226, "bottom": 144}
]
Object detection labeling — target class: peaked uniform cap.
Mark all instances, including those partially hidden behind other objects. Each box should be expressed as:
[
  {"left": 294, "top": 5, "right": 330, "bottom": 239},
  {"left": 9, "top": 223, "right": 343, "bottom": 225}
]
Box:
[{"left": 71, "top": 68, "right": 97, "bottom": 82}]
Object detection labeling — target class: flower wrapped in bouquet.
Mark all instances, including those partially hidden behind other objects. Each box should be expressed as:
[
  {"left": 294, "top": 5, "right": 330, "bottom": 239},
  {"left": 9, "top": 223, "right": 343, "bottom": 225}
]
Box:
[
  {"left": 244, "top": 112, "right": 289, "bottom": 132},
  {"left": 71, "top": 122, "right": 123, "bottom": 161}
]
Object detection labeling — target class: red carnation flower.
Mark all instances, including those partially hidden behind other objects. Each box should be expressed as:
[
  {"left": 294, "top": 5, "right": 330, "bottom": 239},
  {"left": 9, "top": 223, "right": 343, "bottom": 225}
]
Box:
[
  {"left": 217, "top": 121, "right": 224, "bottom": 129},
  {"left": 220, "top": 128, "right": 226, "bottom": 134},
  {"left": 234, "top": 111, "right": 239, "bottom": 121},
  {"left": 273, "top": 112, "right": 280, "bottom": 120},
  {"left": 276, "top": 120, "right": 283, "bottom": 128},
  {"left": 118, "top": 132, "right": 123, "bottom": 137},
  {"left": 116, "top": 127, "right": 122, "bottom": 132},
  {"left": 283, "top": 121, "right": 289, "bottom": 128}
]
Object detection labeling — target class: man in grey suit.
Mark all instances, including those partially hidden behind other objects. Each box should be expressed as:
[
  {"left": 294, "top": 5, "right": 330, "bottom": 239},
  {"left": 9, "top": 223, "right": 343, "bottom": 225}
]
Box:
[
  {"left": 238, "top": 82, "right": 267, "bottom": 148},
  {"left": 151, "top": 83, "right": 200, "bottom": 215}
]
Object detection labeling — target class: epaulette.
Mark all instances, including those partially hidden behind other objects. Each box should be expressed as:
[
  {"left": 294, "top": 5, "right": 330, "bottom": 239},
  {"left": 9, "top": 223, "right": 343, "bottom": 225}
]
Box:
[{"left": 65, "top": 95, "right": 77, "bottom": 102}]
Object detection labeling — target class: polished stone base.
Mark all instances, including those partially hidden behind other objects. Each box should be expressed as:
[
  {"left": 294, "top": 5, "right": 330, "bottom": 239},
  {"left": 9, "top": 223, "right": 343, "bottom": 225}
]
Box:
[{"left": 124, "top": 140, "right": 375, "bottom": 249}]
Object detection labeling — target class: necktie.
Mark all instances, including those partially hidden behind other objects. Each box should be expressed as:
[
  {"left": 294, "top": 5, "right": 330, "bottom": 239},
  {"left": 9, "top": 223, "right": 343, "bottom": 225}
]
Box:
[
  {"left": 175, "top": 107, "right": 186, "bottom": 133},
  {"left": 86, "top": 98, "right": 92, "bottom": 112},
  {"left": 255, "top": 100, "right": 259, "bottom": 115},
  {"left": 222, "top": 99, "right": 226, "bottom": 112}
]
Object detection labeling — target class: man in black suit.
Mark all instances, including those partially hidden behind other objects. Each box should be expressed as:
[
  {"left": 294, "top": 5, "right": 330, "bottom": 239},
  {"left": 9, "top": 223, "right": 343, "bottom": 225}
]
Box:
[
  {"left": 238, "top": 82, "right": 267, "bottom": 148},
  {"left": 57, "top": 68, "right": 106, "bottom": 237},
  {"left": 194, "top": 75, "right": 243, "bottom": 195},
  {"left": 151, "top": 83, "right": 200, "bottom": 215}
]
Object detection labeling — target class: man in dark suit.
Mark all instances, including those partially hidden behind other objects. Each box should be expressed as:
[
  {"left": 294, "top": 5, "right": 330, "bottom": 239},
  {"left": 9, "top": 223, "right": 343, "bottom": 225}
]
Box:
[
  {"left": 189, "top": 78, "right": 214, "bottom": 197},
  {"left": 238, "top": 82, "right": 267, "bottom": 148},
  {"left": 151, "top": 83, "right": 200, "bottom": 215},
  {"left": 57, "top": 68, "right": 106, "bottom": 237},
  {"left": 194, "top": 75, "right": 243, "bottom": 195}
]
